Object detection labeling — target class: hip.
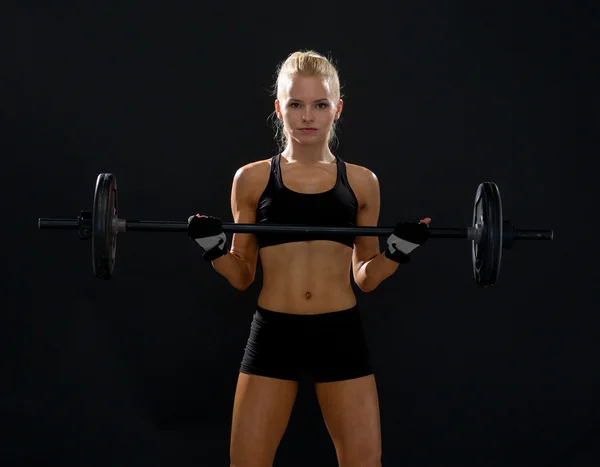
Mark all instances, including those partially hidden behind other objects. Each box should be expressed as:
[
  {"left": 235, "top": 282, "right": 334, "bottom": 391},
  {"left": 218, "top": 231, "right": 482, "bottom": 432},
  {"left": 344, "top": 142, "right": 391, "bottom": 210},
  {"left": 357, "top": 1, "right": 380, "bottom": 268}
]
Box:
[
  {"left": 248, "top": 304, "right": 365, "bottom": 340},
  {"left": 240, "top": 304, "right": 372, "bottom": 382}
]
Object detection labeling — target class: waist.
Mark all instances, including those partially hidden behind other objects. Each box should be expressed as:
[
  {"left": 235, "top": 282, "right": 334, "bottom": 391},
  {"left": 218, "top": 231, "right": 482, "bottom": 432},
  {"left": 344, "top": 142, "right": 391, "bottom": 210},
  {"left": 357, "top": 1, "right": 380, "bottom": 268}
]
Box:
[
  {"left": 257, "top": 286, "right": 356, "bottom": 315},
  {"left": 254, "top": 304, "right": 360, "bottom": 322}
]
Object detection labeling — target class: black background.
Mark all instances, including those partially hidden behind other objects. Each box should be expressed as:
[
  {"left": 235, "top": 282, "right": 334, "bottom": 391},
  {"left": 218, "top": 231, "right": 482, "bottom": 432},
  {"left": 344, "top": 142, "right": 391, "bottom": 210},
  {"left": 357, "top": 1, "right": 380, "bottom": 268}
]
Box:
[{"left": 2, "top": 1, "right": 598, "bottom": 466}]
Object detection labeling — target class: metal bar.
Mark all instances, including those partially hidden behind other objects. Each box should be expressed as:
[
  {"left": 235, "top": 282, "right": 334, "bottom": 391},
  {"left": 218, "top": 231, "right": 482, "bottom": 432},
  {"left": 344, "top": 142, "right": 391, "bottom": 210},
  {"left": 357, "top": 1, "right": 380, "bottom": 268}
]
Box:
[
  {"left": 514, "top": 229, "right": 554, "bottom": 241},
  {"left": 38, "top": 217, "right": 554, "bottom": 240},
  {"left": 116, "top": 220, "right": 468, "bottom": 238},
  {"left": 38, "top": 218, "right": 79, "bottom": 229}
]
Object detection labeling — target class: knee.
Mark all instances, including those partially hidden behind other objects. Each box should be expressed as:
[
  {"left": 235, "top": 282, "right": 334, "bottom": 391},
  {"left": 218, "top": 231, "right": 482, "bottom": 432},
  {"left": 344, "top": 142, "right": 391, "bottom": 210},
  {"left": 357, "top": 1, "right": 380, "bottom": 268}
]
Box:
[
  {"left": 342, "top": 459, "right": 381, "bottom": 467},
  {"left": 230, "top": 456, "right": 273, "bottom": 467},
  {"left": 340, "top": 449, "right": 382, "bottom": 467}
]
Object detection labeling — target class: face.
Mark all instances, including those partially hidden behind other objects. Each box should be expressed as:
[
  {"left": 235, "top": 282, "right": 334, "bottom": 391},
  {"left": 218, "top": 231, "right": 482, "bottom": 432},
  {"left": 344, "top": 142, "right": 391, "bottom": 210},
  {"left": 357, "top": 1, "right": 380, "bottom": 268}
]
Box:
[{"left": 275, "top": 75, "right": 343, "bottom": 145}]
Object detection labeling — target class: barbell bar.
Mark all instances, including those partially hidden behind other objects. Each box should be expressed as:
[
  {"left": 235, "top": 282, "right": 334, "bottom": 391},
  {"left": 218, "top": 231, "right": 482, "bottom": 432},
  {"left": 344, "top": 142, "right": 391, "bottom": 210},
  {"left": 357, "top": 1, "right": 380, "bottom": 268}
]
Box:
[
  {"left": 37, "top": 218, "right": 551, "bottom": 240},
  {"left": 37, "top": 173, "right": 554, "bottom": 286}
]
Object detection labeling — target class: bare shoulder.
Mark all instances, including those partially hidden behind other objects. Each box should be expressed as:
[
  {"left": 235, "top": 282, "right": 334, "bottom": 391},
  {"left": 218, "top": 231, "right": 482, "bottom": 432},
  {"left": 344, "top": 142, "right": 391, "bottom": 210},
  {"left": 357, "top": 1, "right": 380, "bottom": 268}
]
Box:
[
  {"left": 232, "top": 157, "right": 272, "bottom": 204},
  {"left": 345, "top": 162, "right": 380, "bottom": 207}
]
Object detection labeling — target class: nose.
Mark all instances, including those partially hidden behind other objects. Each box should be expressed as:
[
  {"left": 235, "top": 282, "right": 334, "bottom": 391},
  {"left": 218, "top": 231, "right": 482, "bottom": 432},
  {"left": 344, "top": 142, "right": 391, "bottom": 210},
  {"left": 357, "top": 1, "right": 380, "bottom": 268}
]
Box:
[{"left": 302, "top": 109, "right": 314, "bottom": 122}]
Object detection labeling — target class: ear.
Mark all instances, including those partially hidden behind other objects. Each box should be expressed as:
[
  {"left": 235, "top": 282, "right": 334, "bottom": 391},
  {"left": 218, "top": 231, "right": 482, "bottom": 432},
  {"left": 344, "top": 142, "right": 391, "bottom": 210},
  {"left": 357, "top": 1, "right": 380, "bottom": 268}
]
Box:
[
  {"left": 335, "top": 98, "right": 344, "bottom": 120},
  {"left": 274, "top": 99, "right": 283, "bottom": 120}
]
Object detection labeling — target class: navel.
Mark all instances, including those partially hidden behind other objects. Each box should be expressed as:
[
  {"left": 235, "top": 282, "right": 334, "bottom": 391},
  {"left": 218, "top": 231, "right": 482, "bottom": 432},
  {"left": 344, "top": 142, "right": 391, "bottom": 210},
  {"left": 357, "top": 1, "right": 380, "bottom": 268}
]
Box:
[{"left": 304, "top": 291, "right": 312, "bottom": 300}]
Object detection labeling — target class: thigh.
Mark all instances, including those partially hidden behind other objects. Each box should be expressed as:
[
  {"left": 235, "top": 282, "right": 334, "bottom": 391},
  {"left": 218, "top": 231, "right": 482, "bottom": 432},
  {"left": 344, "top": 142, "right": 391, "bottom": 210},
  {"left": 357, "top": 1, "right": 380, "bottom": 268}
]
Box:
[
  {"left": 230, "top": 372, "right": 298, "bottom": 467},
  {"left": 310, "top": 306, "right": 373, "bottom": 383},
  {"left": 315, "top": 375, "right": 382, "bottom": 466}
]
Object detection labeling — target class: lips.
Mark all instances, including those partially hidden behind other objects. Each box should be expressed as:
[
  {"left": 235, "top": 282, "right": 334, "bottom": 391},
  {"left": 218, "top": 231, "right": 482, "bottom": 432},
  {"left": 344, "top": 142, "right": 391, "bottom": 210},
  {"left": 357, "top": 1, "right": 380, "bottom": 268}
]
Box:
[{"left": 299, "top": 128, "right": 317, "bottom": 131}]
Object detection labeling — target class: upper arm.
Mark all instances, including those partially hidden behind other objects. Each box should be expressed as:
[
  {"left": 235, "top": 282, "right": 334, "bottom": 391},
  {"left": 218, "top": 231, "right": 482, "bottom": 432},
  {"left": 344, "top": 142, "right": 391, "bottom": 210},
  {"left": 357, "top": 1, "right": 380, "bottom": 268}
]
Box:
[
  {"left": 351, "top": 168, "right": 381, "bottom": 280},
  {"left": 230, "top": 164, "right": 262, "bottom": 282}
]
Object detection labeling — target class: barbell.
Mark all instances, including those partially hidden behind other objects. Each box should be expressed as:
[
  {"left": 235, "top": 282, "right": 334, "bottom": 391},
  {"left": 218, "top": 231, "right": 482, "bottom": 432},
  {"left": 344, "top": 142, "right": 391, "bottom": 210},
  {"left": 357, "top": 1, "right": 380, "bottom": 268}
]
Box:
[{"left": 37, "top": 173, "right": 554, "bottom": 287}]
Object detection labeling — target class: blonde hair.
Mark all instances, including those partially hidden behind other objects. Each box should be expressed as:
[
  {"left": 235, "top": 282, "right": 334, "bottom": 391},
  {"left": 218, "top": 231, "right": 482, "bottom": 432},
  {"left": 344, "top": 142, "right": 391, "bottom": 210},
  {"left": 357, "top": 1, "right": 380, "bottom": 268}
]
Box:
[{"left": 271, "top": 50, "right": 342, "bottom": 151}]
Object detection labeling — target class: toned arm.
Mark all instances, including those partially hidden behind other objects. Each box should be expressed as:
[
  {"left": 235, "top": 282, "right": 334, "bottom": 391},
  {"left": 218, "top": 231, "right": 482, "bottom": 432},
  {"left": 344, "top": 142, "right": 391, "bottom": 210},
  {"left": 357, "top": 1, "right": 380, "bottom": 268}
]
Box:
[
  {"left": 351, "top": 167, "right": 400, "bottom": 292},
  {"left": 211, "top": 164, "right": 261, "bottom": 291}
]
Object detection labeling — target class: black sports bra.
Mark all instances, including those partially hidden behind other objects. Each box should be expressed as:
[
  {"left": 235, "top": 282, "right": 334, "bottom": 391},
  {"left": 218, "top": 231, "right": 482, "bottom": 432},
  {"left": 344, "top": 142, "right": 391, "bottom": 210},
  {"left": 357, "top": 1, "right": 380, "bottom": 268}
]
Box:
[{"left": 255, "top": 154, "right": 359, "bottom": 249}]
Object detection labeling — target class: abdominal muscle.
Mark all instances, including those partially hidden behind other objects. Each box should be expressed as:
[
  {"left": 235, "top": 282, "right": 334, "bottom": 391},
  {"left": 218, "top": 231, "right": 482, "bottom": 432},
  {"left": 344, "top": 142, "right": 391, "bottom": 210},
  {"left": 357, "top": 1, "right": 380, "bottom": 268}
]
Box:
[{"left": 257, "top": 240, "right": 357, "bottom": 315}]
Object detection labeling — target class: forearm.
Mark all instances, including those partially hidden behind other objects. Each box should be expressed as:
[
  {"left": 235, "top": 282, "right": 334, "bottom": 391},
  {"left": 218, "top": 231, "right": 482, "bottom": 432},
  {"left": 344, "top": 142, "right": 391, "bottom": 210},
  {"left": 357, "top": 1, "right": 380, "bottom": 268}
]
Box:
[
  {"left": 355, "top": 252, "right": 400, "bottom": 292},
  {"left": 210, "top": 251, "right": 253, "bottom": 291}
]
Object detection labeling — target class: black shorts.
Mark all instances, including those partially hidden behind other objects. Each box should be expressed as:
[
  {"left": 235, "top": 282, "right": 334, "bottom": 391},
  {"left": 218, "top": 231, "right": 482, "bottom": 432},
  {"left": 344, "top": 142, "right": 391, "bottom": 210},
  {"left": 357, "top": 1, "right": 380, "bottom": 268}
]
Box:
[{"left": 239, "top": 305, "right": 373, "bottom": 383}]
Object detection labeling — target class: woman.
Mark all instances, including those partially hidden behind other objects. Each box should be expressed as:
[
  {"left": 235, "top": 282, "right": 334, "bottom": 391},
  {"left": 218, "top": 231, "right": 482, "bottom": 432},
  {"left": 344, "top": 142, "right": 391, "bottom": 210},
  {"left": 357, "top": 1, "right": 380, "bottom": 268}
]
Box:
[{"left": 188, "top": 50, "right": 431, "bottom": 467}]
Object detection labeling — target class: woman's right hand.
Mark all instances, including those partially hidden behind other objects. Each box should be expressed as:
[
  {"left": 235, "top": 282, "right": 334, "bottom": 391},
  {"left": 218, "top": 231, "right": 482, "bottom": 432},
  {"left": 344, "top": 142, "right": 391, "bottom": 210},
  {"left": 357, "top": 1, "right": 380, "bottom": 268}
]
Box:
[{"left": 187, "top": 214, "right": 228, "bottom": 261}]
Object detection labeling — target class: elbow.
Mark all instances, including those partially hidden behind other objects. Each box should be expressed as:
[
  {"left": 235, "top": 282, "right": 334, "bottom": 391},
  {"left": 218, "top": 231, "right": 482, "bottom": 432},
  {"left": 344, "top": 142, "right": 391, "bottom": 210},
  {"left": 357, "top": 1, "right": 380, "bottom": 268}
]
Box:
[
  {"left": 232, "top": 273, "right": 255, "bottom": 291},
  {"left": 233, "top": 279, "right": 253, "bottom": 291},
  {"left": 356, "top": 280, "right": 376, "bottom": 293},
  {"left": 227, "top": 255, "right": 255, "bottom": 291}
]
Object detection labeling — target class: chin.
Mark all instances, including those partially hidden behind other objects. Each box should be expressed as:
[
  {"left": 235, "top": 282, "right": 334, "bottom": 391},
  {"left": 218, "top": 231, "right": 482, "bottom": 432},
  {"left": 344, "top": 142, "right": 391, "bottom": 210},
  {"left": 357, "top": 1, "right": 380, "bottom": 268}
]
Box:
[
  {"left": 295, "top": 132, "right": 321, "bottom": 140},
  {"left": 294, "top": 136, "right": 324, "bottom": 145}
]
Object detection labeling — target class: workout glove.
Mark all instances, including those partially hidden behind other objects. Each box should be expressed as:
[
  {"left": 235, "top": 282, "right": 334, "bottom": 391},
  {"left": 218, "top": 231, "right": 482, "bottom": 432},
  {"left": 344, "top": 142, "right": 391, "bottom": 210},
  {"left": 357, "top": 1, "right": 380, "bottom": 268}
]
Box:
[
  {"left": 187, "top": 214, "right": 228, "bottom": 261},
  {"left": 384, "top": 221, "right": 430, "bottom": 264}
]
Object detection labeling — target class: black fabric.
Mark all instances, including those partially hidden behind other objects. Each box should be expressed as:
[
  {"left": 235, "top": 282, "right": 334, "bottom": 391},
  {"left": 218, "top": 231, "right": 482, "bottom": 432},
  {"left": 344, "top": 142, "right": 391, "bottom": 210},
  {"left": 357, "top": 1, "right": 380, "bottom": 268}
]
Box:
[
  {"left": 255, "top": 154, "right": 359, "bottom": 249},
  {"left": 202, "top": 243, "right": 227, "bottom": 261},
  {"left": 384, "top": 221, "right": 430, "bottom": 263},
  {"left": 187, "top": 215, "right": 223, "bottom": 239},
  {"left": 384, "top": 247, "right": 411, "bottom": 264},
  {"left": 239, "top": 305, "right": 373, "bottom": 383},
  {"left": 391, "top": 221, "right": 430, "bottom": 245}
]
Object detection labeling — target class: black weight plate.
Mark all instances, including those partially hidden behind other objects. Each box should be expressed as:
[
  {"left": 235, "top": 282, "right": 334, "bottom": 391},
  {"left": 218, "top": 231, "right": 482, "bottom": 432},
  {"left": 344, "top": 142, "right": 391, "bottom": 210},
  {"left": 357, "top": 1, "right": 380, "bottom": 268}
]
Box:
[
  {"left": 472, "top": 182, "right": 503, "bottom": 287},
  {"left": 93, "top": 173, "right": 118, "bottom": 279}
]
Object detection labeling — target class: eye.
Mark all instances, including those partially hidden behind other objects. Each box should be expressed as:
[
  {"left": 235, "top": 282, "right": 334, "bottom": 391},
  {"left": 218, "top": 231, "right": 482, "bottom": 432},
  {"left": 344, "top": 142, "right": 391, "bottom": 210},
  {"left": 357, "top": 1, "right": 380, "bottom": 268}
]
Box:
[
  {"left": 317, "top": 102, "right": 329, "bottom": 109},
  {"left": 289, "top": 102, "right": 301, "bottom": 109}
]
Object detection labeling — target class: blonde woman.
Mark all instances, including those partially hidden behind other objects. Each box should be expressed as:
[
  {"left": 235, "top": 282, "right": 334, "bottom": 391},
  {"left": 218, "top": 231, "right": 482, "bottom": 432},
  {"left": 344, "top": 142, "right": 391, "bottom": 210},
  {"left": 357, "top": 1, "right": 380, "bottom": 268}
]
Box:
[{"left": 188, "top": 50, "right": 431, "bottom": 467}]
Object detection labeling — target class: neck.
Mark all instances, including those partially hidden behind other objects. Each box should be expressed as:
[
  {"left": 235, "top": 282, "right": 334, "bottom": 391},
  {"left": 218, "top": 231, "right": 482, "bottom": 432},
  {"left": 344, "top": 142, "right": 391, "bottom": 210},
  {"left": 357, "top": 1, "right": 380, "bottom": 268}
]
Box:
[{"left": 281, "top": 140, "right": 335, "bottom": 165}]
